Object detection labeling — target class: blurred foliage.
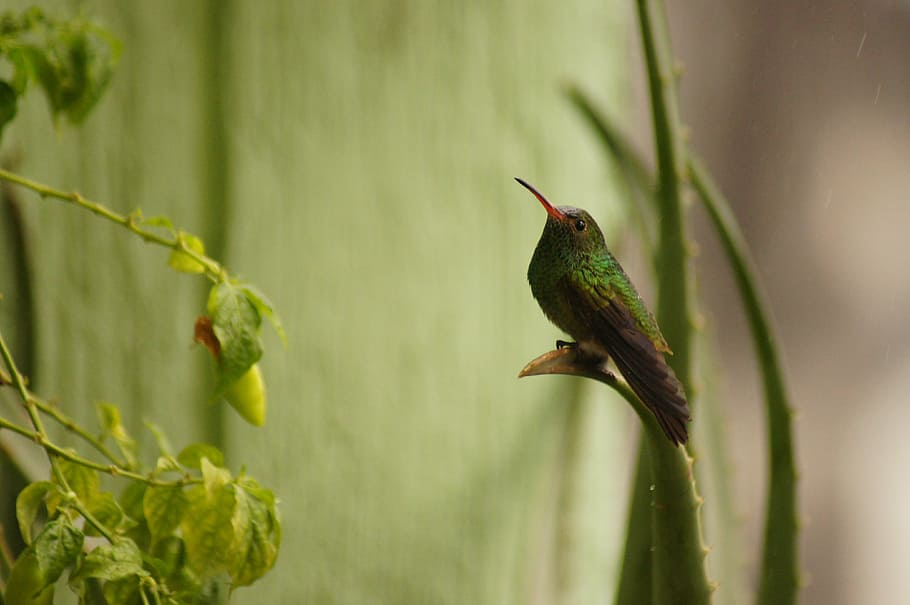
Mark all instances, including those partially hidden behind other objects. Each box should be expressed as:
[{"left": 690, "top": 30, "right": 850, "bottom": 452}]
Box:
[
  {"left": 0, "top": 7, "right": 283, "bottom": 604},
  {"left": 0, "top": 7, "right": 120, "bottom": 135}
]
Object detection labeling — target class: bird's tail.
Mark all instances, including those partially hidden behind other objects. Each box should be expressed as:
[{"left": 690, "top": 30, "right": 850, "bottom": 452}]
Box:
[{"left": 612, "top": 345, "right": 690, "bottom": 445}]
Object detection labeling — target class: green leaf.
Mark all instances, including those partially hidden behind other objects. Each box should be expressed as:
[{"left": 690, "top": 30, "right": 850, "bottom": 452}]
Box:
[
  {"left": 229, "top": 483, "right": 281, "bottom": 587},
  {"left": 200, "top": 458, "right": 231, "bottom": 495},
  {"left": 145, "top": 535, "right": 185, "bottom": 578},
  {"left": 30, "top": 19, "right": 122, "bottom": 125},
  {"left": 0, "top": 79, "right": 18, "bottom": 137},
  {"left": 207, "top": 281, "right": 263, "bottom": 396},
  {"left": 144, "top": 485, "right": 188, "bottom": 541},
  {"left": 17, "top": 44, "right": 59, "bottom": 117},
  {"left": 240, "top": 284, "right": 287, "bottom": 346},
  {"left": 3, "top": 550, "right": 55, "bottom": 605},
  {"left": 16, "top": 481, "right": 54, "bottom": 545},
  {"left": 96, "top": 402, "right": 138, "bottom": 468},
  {"left": 56, "top": 457, "right": 100, "bottom": 503},
  {"left": 72, "top": 537, "right": 146, "bottom": 582},
  {"left": 6, "top": 48, "right": 31, "bottom": 93},
  {"left": 154, "top": 455, "right": 181, "bottom": 474},
  {"left": 168, "top": 232, "right": 207, "bottom": 274},
  {"left": 119, "top": 481, "right": 146, "bottom": 523},
  {"left": 181, "top": 483, "right": 238, "bottom": 578},
  {"left": 142, "top": 214, "right": 175, "bottom": 231},
  {"left": 85, "top": 492, "right": 126, "bottom": 537},
  {"left": 33, "top": 517, "right": 84, "bottom": 590},
  {"left": 102, "top": 576, "right": 141, "bottom": 605},
  {"left": 177, "top": 443, "right": 224, "bottom": 469}
]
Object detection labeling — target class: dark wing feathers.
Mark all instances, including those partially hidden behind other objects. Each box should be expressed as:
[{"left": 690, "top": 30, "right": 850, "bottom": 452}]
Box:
[{"left": 564, "top": 278, "right": 691, "bottom": 445}]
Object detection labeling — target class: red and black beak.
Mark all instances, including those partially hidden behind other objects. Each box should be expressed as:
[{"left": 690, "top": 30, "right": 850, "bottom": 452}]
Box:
[{"left": 515, "top": 177, "right": 565, "bottom": 221}]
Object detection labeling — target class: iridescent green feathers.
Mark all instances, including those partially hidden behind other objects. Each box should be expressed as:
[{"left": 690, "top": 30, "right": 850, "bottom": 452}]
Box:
[{"left": 519, "top": 178, "right": 690, "bottom": 444}]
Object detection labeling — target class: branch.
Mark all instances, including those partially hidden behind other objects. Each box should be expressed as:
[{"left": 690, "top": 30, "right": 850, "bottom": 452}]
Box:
[
  {"left": 0, "top": 333, "right": 201, "bottom": 492},
  {"left": 0, "top": 168, "right": 225, "bottom": 280}
]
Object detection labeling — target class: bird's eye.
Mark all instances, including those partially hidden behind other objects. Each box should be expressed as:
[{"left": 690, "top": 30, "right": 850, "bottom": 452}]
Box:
[{"left": 574, "top": 219, "right": 586, "bottom": 231}]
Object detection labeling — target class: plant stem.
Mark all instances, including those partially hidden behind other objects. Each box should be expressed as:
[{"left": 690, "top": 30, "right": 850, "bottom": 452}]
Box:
[
  {"left": 0, "top": 338, "right": 201, "bottom": 490},
  {"left": 688, "top": 157, "right": 799, "bottom": 605},
  {"left": 0, "top": 325, "right": 116, "bottom": 541},
  {"left": 0, "top": 168, "right": 225, "bottom": 279},
  {"left": 3, "top": 364, "right": 126, "bottom": 468},
  {"left": 634, "top": 1, "right": 707, "bottom": 602},
  {"left": 637, "top": 0, "right": 691, "bottom": 387},
  {"left": 613, "top": 437, "right": 652, "bottom": 605},
  {"left": 35, "top": 395, "right": 128, "bottom": 468}
]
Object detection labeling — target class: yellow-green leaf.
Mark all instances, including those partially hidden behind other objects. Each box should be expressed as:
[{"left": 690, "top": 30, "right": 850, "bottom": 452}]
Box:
[
  {"left": 96, "top": 402, "right": 138, "bottom": 468},
  {"left": 85, "top": 492, "right": 127, "bottom": 537},
  {"left": 33, "top": 517, "right": 83, "bottom": 590},
  {"left": 207, "top": 281, "right": 263, "bottom": 395},
  {"left": 168, "top": 232, "right": 206, "bottom": 274},
  {"left": 16, "top": 481, "right": 54, "bottom": 545},
  {"left": 240, "top": 284, "right": 287, "bottom": 346},
  {"left": 200, "top": 457, "right": 232, "bottom": 495},
  {"left": 72, "top": 537, "right": 146, "bottom": 582},
  {"left": 56, "top": 458, "right": 99, "bottom": 503},
  {"left": 102, "top": 576, "right": 140, "bottom": 605},
  {"left": 229, "top": 483, "right": 280, "bottom": 587},
  {"left": 177, "top": 443, "right": 224, "bottom": 469},
  {"left": 144, "top": 485, "right": 188, "bottom": 541},
  {"left": 3, "top": 550, "right": 54, "bottom": 605},
  {"left": 181, "top": 483, "right": 237, "bottom": 578},
  {"left": 119, "top": 481, "right": 146, "bottom": 523}
]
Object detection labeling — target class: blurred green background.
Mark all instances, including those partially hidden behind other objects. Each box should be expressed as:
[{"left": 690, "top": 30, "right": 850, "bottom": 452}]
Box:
[{"left": 2, "top": 1, "right": 910, "bottom": 604}]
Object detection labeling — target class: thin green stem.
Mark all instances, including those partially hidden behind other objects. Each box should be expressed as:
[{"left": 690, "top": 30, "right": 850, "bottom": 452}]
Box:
[
  {"left": 0, "top": 168, "right": 225, "bottom": 279},
  {"left": 688, "top": 157, "right": 799, "bottom": 605},
  {"left": 0, "top": 337, "right": 200, "bottom": 490},
  {"left": 3, "top": 366, "right": 128, "bottom": 468},
  {"left": 35, "top": 397, "right": 128, "bottom": 468},
  {"left": 0, "top": 325, "right": 116, "bottom": 541}
]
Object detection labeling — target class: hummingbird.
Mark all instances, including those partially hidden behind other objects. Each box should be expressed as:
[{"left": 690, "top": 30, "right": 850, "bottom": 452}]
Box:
[{"left": 518, "top": 177, "right": 690, "bottom": 445}]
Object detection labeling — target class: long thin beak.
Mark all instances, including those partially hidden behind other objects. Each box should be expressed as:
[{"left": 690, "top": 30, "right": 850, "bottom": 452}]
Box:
[{"left": 515, "top": 177, "right": 564, "bottom": 220}]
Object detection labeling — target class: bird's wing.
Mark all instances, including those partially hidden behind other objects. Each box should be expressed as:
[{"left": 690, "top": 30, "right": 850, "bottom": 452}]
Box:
[{"left": 563, "top": 273, "right": 690, "bottom": 445}]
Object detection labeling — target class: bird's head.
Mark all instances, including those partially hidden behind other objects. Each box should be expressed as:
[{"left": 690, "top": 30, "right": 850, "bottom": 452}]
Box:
[{"left": 516, "top": 177, "right": 606, "bottom": 257}]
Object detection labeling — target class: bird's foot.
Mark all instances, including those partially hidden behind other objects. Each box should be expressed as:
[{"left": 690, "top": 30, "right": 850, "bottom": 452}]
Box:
[{"left": 555, "top": 340, "right": 577, "bottom": 350}]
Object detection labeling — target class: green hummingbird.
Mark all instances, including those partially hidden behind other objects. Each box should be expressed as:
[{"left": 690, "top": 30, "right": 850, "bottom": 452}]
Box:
[{"left": 518, "top": 177, "right": 690, "bottom": 445}]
